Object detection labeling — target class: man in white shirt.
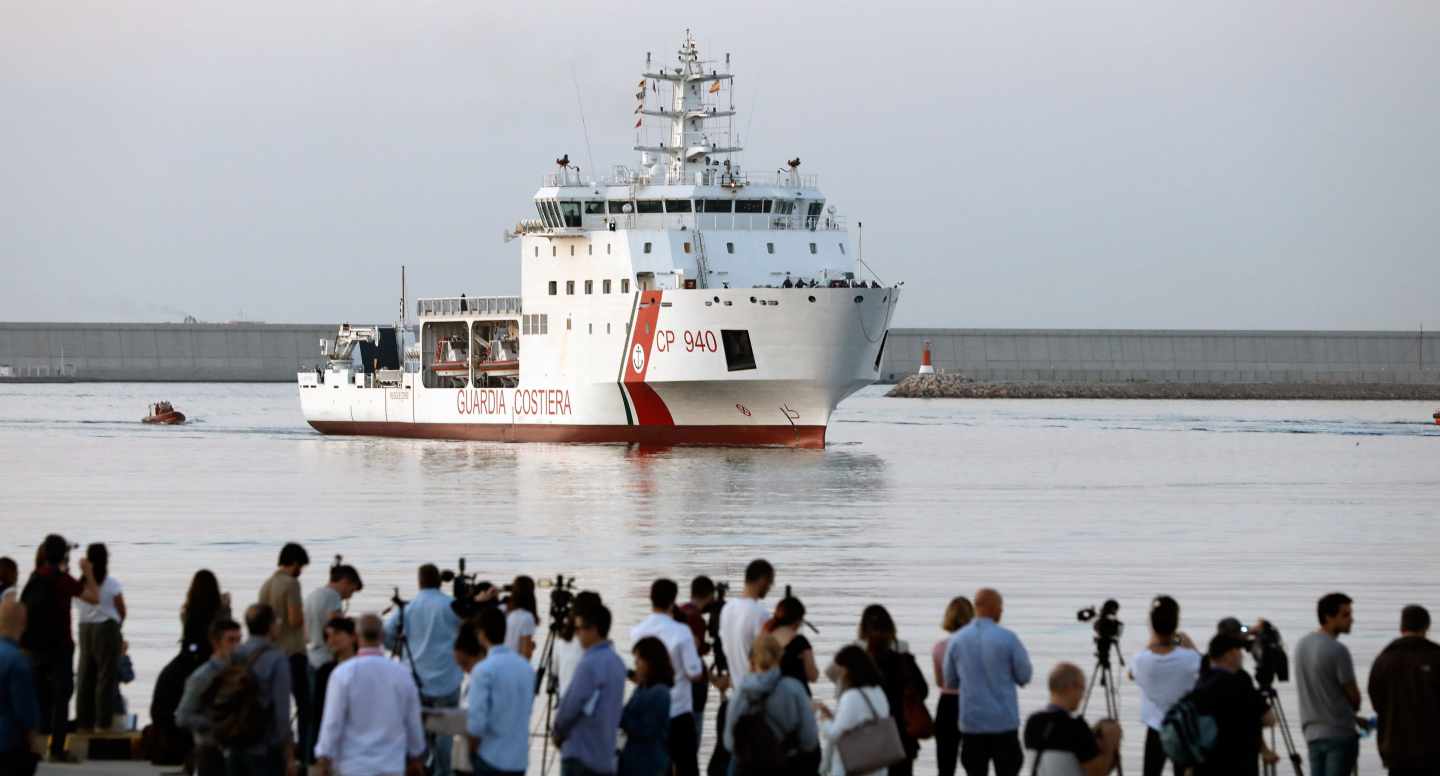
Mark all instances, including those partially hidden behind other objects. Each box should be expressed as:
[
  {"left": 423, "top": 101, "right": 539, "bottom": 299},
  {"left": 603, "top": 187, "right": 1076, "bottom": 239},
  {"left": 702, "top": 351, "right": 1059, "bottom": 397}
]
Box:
[
  {"left": 314, "top": 613, "right": 426, "bottom": 776},
  {"left": 631, "top": 578, "right": 705, "bottom": 776},
  {"left": 717, "top": 559, "right": 774, "bottom": 690}
]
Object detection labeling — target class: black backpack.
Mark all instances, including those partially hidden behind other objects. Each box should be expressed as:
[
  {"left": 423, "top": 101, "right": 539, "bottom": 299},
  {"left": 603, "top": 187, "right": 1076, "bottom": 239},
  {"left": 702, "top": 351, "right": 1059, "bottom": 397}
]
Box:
[
  {"left": 732, "top": 690, "right": 786, "bottom": 773},
  {"left": 202, "top": 646, "right": 274, "bottom": 750}
]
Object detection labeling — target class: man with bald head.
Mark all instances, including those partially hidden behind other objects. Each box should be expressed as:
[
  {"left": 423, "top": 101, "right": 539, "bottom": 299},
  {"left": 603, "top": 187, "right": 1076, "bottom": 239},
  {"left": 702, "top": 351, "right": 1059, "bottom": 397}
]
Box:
[
  {"left": 943, "top": 588, "right": 1033, "bottom": 776},
  {"left": 0, "top": 597, "right": 40, "bottom": 773},
  {"left": 1024, "top": 663, "right": 1120, "bottom": 776},
  {"left": 314, "top": 613, "right": 425, "bottom": 776}
]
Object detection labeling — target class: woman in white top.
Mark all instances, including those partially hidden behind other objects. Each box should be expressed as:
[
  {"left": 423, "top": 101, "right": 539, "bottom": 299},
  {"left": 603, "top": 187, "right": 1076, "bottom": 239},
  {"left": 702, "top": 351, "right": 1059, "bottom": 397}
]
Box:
[
  {"left": 817, "top": 644, "right": 893, "bottom": 776},
  {"left": 75, "top": 543, "right": 126, "bottom": 731},
  {"left": 504, "top": 574, "right": 539, "bottom": 660}
]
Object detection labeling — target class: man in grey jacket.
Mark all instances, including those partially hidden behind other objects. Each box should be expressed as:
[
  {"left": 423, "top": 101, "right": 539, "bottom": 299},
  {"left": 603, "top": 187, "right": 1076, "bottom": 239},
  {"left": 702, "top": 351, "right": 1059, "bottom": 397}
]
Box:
[
  {"left": 228, "top": 604, "right": 295, "bottom": 776},
  {"left": 175, "top": 618, "right": 243, "bottom": 776}
]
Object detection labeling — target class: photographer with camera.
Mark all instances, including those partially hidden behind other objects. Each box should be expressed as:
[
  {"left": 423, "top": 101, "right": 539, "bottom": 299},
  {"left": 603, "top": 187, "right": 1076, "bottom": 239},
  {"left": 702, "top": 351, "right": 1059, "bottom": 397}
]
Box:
[
  {"left": 1024, "top": 662, "right": 1121, "bottom": 776},
  {"left": 1190, "top": 633, "right": 1274, "bottom": 776},
  {"left": 384, "top": 564, "right": 465, "bottom": 776},
  {"left": 20, "top": 533, "right": 99, "bottom": 762},
  {"left": 1294, "top": 593, "right": 1361, "bottom": 776},
  {"left": 1129, "top": 596, "right": 1200, "bottom": 776}
]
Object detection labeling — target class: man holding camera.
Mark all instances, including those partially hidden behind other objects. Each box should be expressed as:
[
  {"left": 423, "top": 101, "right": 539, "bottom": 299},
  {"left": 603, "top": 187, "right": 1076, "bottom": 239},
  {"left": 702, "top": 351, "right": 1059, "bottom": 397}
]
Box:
[
  {"left": 1129, "top": 596, "right": 1200, "bottom": 776},
  {"left": 385, "top": 564, "right": 464, "bottom": 776},
  {"left": 1295, "top": 593, "right": 1361, "bottom": 776},
  {"left": 1023, "top": 662, "right": 1121, "bottom": 775},
  {"left": 1192, "top": 633, "right": 1272, "bottom": 776},
  {"left": 20, "top": 533, "right": 99, "bottom": 762}
]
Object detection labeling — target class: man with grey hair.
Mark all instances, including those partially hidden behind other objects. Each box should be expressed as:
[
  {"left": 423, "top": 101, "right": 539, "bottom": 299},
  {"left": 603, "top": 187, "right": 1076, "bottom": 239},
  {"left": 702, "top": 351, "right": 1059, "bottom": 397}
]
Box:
[
  {"left": 314, "top": 613, "right": 425, "bottom": 776},
  {"left": 1023, "top": 662, "right": 1121, "bottom": 776}
]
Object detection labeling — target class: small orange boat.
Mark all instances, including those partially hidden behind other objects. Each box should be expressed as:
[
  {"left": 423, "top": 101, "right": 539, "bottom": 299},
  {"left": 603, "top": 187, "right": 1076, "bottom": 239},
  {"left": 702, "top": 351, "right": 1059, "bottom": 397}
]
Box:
[
  {"left": 1433, "top": 409, "right": 1439, "bottom": 426},
  {"left": 143, "top": 401, "right": 186, "bottom": 425}
]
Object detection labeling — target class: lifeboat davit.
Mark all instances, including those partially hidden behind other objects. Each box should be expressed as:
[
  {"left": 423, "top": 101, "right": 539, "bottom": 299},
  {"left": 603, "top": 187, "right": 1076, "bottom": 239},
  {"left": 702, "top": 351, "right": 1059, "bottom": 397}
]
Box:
[{"left": 143, "top": 401, "right": 186, "bottom": 425}]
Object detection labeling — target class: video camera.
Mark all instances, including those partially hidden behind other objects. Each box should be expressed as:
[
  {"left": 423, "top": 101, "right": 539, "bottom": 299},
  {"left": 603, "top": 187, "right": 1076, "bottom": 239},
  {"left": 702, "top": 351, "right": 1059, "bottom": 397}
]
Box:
[
  {"left": 1077, "top": 599, "right": 1124, "bottom": 662},
  {"left": 542, "top": 574, "right": 576, "bottom": 627},
  {"left": 442, "top": 558, "right": 505, "bottom": 620},
  {"left": 1242, "top": 619, "right": 1290, "bottom": 687}
]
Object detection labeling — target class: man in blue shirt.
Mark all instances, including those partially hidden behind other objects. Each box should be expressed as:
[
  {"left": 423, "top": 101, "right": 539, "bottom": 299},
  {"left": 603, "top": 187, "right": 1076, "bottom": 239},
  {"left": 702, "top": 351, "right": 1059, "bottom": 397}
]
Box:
[
  {"left": 0, "top": 597, "right": 40, "bottom": 774},
  {"left": 944, "top": 587, "right": 1033, "bottom": 776},
  {"left": 466, "top": 607, "right": 535, "bottom": 776},
  {"left": 385, "top": 564, "right": 463, "bottom": 776},
  {"left": 553, "top": 602, "right": 626, "bottom": 776}
]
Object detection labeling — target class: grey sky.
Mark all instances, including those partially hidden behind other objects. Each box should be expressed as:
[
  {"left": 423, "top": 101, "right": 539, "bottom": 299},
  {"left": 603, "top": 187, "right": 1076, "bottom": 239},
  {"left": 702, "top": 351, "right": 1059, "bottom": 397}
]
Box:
[{"left": 2, "top": 1, "right": 1436, "bottom": 329}]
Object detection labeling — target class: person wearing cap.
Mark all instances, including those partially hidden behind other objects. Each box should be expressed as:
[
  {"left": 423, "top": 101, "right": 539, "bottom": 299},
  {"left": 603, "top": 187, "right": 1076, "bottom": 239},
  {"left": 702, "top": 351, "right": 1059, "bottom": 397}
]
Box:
[
  {"left": 1191, "top": 633, "right": 1274, "bottom": 776},
  {"left": 20, "top": 533, "right": 99, "bottom": 762}
]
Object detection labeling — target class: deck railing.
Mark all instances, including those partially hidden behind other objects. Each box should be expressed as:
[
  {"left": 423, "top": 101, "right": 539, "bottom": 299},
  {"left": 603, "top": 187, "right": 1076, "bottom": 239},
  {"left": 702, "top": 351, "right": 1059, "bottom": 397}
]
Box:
[{"left": 416, "top": 296, "right": 522, "bottom": 318}]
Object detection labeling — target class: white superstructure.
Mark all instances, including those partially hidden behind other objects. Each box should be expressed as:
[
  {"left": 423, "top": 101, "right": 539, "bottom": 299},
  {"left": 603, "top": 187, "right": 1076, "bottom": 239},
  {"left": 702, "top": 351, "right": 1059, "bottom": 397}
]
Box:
[{"left": 299, "top": 32, "right": 898, "bottom": 448}]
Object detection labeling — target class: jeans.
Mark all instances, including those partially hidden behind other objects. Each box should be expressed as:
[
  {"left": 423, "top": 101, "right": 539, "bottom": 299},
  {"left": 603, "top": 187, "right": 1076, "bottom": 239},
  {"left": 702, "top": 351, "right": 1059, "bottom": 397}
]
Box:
[
  {"left": 424, "top": 688, "right": 462, "bottom": 776},
  {"left": 960, "top": 731, "right": 1023, "bottom": 776},
  {"left": 670, "top": 711, "right": 699, "bottom": 776},
  {"left": 1307, "top": 735, "right": 1359, "bottom": 776},
  {"left": 935, "top": 694, "right": 961, "bottom": 776},
  {"left": 76, "top": 619, "right": 122, "bottom": 730},
  {"left": 287, "top": 654, "right": 309, "bottom": 768},
  {"left": 32, "top": 643, "right": 75, "bottom": 758},
  {"left": 1144, "top": 727, "right": 1178, "bottom": 776}
]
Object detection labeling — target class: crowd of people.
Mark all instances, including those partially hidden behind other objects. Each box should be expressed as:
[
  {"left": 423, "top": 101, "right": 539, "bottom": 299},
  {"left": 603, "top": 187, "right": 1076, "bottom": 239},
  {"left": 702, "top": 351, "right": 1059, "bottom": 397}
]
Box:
[{"left": 0, "top": 535, "right": 1438, "bottom": 776}]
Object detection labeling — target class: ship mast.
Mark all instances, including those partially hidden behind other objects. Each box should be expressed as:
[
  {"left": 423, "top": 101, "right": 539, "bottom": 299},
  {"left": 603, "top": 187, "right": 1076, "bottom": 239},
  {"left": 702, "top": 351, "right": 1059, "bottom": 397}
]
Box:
[{"left": 636, "top": 31, "right": 740, "bottom": 185}]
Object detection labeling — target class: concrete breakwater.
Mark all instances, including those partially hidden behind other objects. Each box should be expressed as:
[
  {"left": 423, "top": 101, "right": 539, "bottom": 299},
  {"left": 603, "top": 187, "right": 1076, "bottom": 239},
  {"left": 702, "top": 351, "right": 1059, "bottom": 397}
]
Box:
[
  {"left": 879, "top": 328, "right": 1440, "bottom": 386},
  {"left": 887, "top": 373, "right": 1440, "bottom": 400}
]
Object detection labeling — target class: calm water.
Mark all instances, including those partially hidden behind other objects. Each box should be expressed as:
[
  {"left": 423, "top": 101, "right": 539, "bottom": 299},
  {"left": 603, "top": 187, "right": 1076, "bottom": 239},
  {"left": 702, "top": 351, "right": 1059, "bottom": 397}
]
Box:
[{"left": 3, "top": 382, "right": 1438, "bottom": 773}]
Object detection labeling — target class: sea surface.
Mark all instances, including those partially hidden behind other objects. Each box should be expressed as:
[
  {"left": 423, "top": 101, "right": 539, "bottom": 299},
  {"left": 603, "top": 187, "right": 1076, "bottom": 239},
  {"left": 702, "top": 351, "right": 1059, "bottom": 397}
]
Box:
[{"left": 3, "top": 382, "right": 1438, "bottom": 774}]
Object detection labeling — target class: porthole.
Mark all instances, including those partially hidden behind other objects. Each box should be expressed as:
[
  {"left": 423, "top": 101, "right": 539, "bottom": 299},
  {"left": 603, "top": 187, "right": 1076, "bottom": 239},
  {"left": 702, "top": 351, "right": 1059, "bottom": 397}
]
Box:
[
  {"left": 713, "top": 296, "right": 720, "bottom": 303},
  {"left": 808, "top": 296, "right": 816, "bottom": 303},
  {"left": 854, "top": 295, "right": 863, "bottom": 303},
  {"left": 749, "top": 296, "right": 757, "bottom": 304}
]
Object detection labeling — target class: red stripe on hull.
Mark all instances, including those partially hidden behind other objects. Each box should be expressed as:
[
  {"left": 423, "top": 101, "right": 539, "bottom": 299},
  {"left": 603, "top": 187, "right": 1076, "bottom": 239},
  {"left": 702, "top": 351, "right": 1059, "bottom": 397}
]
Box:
[
  {"left": 622, "top": 290, "right": 675, "bottom": 425},
  {"left": 307, "top": 421, "right": 825, "bottom": 449}
]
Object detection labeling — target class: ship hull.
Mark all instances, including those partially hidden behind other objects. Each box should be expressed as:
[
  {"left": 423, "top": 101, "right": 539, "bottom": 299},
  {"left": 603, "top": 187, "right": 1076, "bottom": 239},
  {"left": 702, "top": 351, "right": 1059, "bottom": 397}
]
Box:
[{"left": 299, "top": 285, "right": 898, "bottom": 448}]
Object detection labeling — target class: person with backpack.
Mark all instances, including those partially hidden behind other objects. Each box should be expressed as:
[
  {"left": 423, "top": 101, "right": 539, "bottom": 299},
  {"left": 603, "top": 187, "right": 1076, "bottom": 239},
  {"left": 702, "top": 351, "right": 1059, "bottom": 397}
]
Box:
[
  {"left": 1129, "top": 596, "right": 1200, "bottom": 776},
  {"left": 1022, "top": 663, "right": 1121, "bottom": 776},
  {"left": 174, "top": 618, "right": 243, "bottom": 776},
  {"left": 1188, "top": 633, "right": 1272, "bottom": 776},
  {"left": 619, "top": 637, "right": 672, "bottom": 776},
  {"left": 723, "top": 633, "right": 818, "bottom": 776},
  {"left": 220, "top": 603, "right": 295, "bottom": 776},
  {"left": 817, "top": 645, "right": 891, "bottom": 776},
  {"left": 20, "top": 533, "right": 98, "bottom": 762}
]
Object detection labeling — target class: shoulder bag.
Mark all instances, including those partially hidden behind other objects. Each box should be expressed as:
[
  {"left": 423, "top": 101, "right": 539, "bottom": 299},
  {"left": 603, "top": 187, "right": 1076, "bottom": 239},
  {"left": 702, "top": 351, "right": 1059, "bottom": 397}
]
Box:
[{"left": 835, "top": 688, "right": 907, "bottom": 774}]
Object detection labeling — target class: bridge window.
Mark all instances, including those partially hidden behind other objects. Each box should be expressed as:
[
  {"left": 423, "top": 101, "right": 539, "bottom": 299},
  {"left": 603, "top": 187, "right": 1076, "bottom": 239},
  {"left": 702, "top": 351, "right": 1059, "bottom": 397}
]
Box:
[
  {"left": 774, "top": 200, "right": 795, "bottom": 215},
  {"left": 584, "top": 280, "right": 593, "bottom": 294},
  {"left": 735, "top": 200, "right": 765, "bottom": 214},
  {"left": 558, "top": 201, "right": 581, "bottom": 227},
  {"left": 584, "top": 201, "right": 606, "bottom": 215},
  {"left": 603, "top": 279, "right": 612, "bottom": 294},
  {"left": 548, "top": 281, "right": 557, "bottom": 295},
  {"left": 664, "top": 199, "right": 692, "bottom": 213},
  {"left": 566, "top": 281, "right": 575, "bottom": 295},
  {"left": 700, "top": 200, "right": 732, "bottom": 213},
  {"left": 608, "top": 200, "right": 632, "bottom": 215},
  {"left": 636, "top": 200, "right": 663, "bottom": 214}
]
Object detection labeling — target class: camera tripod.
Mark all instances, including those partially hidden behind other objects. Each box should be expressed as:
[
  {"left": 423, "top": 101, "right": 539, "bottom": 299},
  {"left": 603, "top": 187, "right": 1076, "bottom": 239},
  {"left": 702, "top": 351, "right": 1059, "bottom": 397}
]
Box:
[
  {"left": 1259, "top": 684, "right": 1303, "bottom": 776},
  {"left": 383, "top": 589, "right": 431, "bottom": 770},
  {"left": 531, "top": 581, "right": 574, "bottom": 776},
  {"left": 1080, "top": 635, "right": 1124, "bottom": 776}
]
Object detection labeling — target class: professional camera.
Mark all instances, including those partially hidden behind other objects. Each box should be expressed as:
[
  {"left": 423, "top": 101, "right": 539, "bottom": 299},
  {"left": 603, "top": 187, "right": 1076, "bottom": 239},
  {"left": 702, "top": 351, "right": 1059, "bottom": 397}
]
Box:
[
  {"left": 442, "top": 558, "right": 497, "bottom": 619},
  {"left": 1077, "top": 599, "right": 1124, "bottom": 644},
  {"left": 1245, "top": 619, "right": 1290, "bottom": 688},
  {"left": 542, "top": 574, "right": 576, "bottom": 627}
]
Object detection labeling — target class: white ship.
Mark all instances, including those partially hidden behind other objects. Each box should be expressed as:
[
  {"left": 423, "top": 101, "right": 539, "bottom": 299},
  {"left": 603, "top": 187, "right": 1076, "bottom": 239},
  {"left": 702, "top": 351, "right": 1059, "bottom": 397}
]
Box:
[{"left": 299, "top": 33, "right": 899, "bottom": 448}]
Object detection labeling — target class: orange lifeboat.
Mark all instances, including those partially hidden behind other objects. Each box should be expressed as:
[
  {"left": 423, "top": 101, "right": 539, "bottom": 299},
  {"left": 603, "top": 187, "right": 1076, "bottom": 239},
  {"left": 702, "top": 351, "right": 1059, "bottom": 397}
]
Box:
[
  {"left": 1433, "top": 409, "right": 1439, "bottom": 426},
  {"left": 143, "top": 401, "right": 186, "bottom": 425}
]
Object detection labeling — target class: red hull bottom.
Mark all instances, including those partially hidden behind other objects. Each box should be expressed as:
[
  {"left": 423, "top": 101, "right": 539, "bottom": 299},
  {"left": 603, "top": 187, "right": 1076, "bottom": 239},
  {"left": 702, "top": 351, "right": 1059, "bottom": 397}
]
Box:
[{"left": 307, "top": 420, "right": 826, "bottom": 449}]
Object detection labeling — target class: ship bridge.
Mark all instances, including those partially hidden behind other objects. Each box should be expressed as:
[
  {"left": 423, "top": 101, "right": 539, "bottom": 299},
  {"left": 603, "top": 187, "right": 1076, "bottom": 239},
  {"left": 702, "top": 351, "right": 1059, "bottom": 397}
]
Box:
[{"left": 511, "top": 31, "right": 865, "bottom": 292}]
